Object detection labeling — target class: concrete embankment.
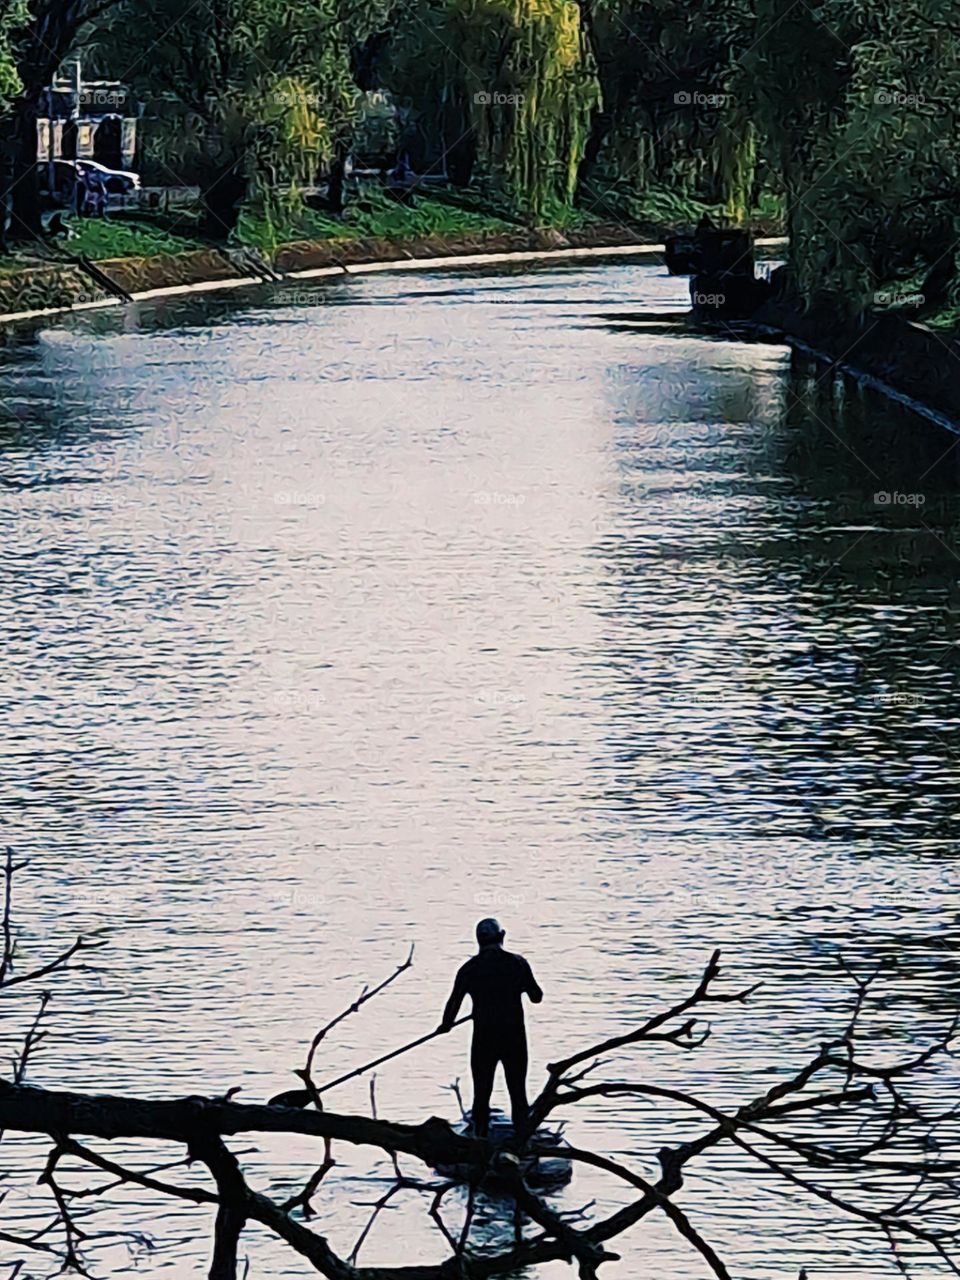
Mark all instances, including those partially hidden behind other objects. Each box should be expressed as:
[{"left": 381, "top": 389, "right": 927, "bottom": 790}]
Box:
[
  {"left": 0, "top": 224, "right": 662, "bottom": 325},
  {"left": 752, "top": 300, "right": 960, "bottom": 432}
]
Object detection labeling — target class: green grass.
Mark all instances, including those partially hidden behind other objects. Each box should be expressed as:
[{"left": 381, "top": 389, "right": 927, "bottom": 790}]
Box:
[
  {"left": 64, "top": 215, "right": 204, "bottom": 260},
  {"left": 581, "top": 180, "right": 787, "bottom": 235},
  {"left": 348, "top": 191, "right": 513, "bottom": 238},
  {"left": 235, "top": 190, "right": 515, "bottom": 253},
  {"left": 581, "top": 180, "right": 713, "bottom": 229}
]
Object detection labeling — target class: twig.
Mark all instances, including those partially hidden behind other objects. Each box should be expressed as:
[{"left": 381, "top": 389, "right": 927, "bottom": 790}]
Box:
[{"left": 301, "top": 945, "right": 414, "bottom": 1092}]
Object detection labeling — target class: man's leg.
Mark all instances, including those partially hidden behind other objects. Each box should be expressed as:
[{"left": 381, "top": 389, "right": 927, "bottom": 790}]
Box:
[
  {"left": 503, "top": 1034, "right": 530, "bottom": 1140},
  {"left": 470, "top": 1038, "right": 496, "bottom": 1138}
]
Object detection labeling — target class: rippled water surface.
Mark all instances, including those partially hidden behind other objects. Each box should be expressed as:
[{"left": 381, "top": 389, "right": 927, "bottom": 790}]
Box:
[{"left": 1, "top": 258, "right": 959, "bottom": 1277}]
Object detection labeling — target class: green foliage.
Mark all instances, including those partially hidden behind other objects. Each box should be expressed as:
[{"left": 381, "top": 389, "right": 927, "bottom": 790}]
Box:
[
  {"left": 76, "top": 0, "right": 774, "bottom": 243},
  {"left": 47, "top": 0, "right": 953, "bottom": 322},
  {"left": 88, "top": 0, "right": 392, "bottom": 232},
  {"left": 61, "top": 216, "right": 204, "bottom": 259},
  {"left": 235, "top": 190, "right": 513, "bottom": 250},
  {"left": 748, "top": 0, "right": 960, "bottom": 314},
  {"left": 577, "top": 0, "right": 760, "bottom": 217},
  {"left": 0, "top": 0, "right": 24, "bottom": 107},
  {"left": 468, "top": 0, "right": 599, "bottom": 220},
  {"left": 386, "top": 0, "right": 598, "bottom": 222},
  {"left": 610, "top": 181, "right": 715, "bottom": 226},
  {"left": 923, "top": 305, "right": 960, "bottom": 333}
]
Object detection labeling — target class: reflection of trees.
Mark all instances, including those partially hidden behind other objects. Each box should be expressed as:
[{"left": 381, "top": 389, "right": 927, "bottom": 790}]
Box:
[{"left": 591, "top": 343, "right": 960, "bottom": 847}]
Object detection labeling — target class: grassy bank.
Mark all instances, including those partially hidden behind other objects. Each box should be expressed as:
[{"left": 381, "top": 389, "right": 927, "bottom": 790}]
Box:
[
  {"left": 4, "top": 183, "right": 786, "bottom": 267},
  {"left": 0, "top": 218, "right": 663, "bottom": 321},
  {"left": 25, "top": 192, "right": 516, "bottom": 264},
  {"left": 235, "top": 191, "right": 516, "bottom": 253},
  {"left": 0, "top": 186, "right": 786, "bottom": 325}
]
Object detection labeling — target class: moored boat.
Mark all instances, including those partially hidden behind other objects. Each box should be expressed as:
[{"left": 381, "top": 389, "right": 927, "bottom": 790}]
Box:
[{"left": 664, "top": 224, "right": 774, "bottom": 319}]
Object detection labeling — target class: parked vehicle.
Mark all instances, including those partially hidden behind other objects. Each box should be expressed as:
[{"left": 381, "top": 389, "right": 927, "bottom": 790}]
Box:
[{"left": 41, "top": 158, "right": 140, "bottom": 210}]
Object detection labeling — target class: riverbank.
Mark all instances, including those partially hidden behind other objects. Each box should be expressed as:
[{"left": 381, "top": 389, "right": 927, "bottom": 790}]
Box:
[
  {"left": 0, "top": 183, "right": 789, "bottom": 326},
  {"left": 4, "top": 226, "right": 955, "bottom": 437},
  {"left": 751, "top": 299, "right": 960, "bottom": 433},
  {"left": 0, "top": 222, "right": 678, "bottom": 325}
]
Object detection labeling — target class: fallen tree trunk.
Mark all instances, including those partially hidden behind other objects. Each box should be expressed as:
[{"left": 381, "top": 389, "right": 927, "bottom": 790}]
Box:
[{"left": 0, "top": 1082, "right": 481, "bottom": 1165}]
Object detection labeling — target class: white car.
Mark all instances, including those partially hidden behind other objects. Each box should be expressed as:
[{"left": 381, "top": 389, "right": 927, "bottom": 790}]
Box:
[
  {"left": 44, "top": 158, "right": 141, "bottom": 201},
  {"left": 75, "top": 159, "right": 141, "bottom": 194}
]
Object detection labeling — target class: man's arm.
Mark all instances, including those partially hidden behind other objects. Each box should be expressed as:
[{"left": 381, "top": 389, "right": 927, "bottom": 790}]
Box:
[
  {"left": 440, "top": 966, "right": 468, "bottom": 1031},
  {"left": 521, "top": 957, "right": 543, "bottom": 1004}
]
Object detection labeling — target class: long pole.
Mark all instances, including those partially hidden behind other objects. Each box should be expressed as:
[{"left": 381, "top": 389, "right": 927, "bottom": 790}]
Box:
[
  {"left": 269, "top": 1015, "right": 471, "bottom": 1108},
  {"left": 316, "top": 1015, "right": 471, "bottom": 1094}
]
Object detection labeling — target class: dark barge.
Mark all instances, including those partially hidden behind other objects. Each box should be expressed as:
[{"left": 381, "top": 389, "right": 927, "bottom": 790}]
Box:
[{"left": 664, "top": 224, "right": 773, "bottom": 320}]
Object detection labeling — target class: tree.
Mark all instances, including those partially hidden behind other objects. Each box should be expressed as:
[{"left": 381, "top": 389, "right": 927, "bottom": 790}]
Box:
[
  {"left": 85, "top": 0, "right": 393, "bottom": 235},
  {"left": 571, "top": 0, "right": 760, "bottom": 221},
  {"left": 0, "top": 853, "right": 958, "bottom": 1279},
  {"left": 2, "top": 0, "right": 131, "bottom": 240},
  {"left": 382, "top": 0, "right": 598, "bottom": 224},
  {"left": 748, "top": 0, "right": 960, "bottom": 314}
]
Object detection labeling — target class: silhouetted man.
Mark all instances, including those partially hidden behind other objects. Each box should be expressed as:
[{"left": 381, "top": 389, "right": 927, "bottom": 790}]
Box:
[{"left": 439, "top": 918, "right": 543, "bottom": 1139}]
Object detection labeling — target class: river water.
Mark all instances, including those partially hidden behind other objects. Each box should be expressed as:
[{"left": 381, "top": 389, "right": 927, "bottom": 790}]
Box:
[{"left": 0, "top": 257, "right": 958, "bottom": 1278}]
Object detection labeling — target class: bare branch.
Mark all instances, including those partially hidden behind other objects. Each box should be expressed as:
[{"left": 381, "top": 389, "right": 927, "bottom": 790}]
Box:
[{"left": 0, "top": 894, "right": 952, "bottom": 1280}]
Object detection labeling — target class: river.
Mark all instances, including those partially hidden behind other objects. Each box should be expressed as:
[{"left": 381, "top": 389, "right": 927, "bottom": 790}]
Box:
[{"left": 0, "top": 256, "right": 958, "bottom": 1278}]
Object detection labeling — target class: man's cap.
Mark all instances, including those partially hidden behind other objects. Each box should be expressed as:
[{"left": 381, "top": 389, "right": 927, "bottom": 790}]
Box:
[{"left": 476, "top": 917, "right": 503, "bottom": 944}]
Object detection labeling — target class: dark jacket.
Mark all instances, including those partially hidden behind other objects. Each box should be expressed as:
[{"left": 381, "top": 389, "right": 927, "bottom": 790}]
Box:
[{"left": 441, "top": 945, "right": 543, "bottom": 1037}]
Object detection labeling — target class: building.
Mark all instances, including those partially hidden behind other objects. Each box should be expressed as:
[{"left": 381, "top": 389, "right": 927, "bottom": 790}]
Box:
[{"left": 37, "top": 70, "right": 138, "bottom": 175}]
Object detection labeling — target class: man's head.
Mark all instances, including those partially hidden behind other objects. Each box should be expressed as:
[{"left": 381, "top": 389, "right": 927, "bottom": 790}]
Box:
[{"left": 475, "top": 917, "right": 505, "bottom": 947}]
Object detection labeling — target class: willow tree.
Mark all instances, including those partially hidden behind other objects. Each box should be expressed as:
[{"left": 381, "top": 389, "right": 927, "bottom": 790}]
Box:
[
  {"left": 384, "top": 0, "right": 598, "bottom": 223},
  {"left": 747, "top": 0, "right": 960, "bottom": 314},
  {"left": 463, "top": 0, "right": 599, "bottom": 221},
  {"left": 86, "top": 0, "right": 391, "bottom": 236},
  {"left": 571, "top": 0, "right": 760, "bottom": 221},
  {"left": 0, "top": 0, "right": 19, "bottom": 101}
]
